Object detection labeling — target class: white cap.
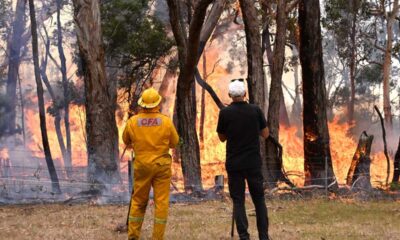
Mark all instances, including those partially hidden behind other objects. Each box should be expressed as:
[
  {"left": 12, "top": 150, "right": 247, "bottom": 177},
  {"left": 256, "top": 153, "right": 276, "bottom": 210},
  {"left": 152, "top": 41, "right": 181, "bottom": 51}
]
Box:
[{"left": 228, "top": 79, "right": 246, "bottom": 97}]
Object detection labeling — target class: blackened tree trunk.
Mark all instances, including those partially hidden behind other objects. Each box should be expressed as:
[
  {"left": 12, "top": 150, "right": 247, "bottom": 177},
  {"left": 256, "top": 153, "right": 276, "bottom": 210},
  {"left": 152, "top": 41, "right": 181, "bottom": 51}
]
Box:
[
  {"left": 56, "top": 0, "right": 72, "bottom": 177},
  {"left": 346, "top": 131, "right": 373, "bottom": 190},
  {"left": 5, "top": 0, "right": 26, "bottom": 134},
  {"left": 299, "top": 0, "right": 337, "bottom": 187},
  {"left": 392, "top": 137, "right": 400, "bottom": 183},
  {"left": 265, "top": 0, "right": 287, "bottom": 187},
  {"left": 72, "top": 0, "right": 120, "bottom": 187},
  {"left": 28, "top": 0, "right": 61, "bottom": 193},
  {"left": 167, "top": 0, "right": 214, "bottom": 192}
]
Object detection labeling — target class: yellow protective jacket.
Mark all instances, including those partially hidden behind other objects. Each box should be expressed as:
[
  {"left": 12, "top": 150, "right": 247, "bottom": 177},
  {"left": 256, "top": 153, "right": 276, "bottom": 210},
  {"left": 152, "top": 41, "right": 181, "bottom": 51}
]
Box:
[{"left": 122, "top": 109, "right": 179, "bottom": 165}]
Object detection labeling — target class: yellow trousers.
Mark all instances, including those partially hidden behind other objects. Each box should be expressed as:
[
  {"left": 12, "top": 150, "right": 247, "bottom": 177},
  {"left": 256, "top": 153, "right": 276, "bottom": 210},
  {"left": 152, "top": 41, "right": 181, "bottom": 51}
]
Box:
[{"left": 128, "top": 160, "right": 171, "bottom": 240}]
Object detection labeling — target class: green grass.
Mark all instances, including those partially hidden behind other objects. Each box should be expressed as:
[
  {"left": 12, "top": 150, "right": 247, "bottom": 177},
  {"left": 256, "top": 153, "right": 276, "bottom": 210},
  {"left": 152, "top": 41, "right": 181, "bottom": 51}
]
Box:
[{"left": 0, "top": 198, "right": 399, "bottom": 239}]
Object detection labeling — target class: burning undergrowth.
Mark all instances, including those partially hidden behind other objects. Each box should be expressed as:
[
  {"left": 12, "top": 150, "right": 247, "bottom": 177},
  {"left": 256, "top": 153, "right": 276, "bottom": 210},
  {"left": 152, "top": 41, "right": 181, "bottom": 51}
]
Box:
[{"left": 1, "top": 21, "right": 399, "bottom": 204}]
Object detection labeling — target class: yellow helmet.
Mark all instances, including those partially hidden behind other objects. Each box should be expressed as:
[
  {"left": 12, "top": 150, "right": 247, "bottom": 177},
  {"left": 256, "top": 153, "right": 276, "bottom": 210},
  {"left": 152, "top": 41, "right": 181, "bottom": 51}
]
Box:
[{"left": 138, "top": 87, "right": 162, "bottom": 108}]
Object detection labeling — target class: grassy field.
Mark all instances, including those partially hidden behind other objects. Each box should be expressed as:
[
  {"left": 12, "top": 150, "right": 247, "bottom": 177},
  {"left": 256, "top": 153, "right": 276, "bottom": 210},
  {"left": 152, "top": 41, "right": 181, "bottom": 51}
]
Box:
[{"left": 0, "top": 197, "right": 399, "bottom": 240}]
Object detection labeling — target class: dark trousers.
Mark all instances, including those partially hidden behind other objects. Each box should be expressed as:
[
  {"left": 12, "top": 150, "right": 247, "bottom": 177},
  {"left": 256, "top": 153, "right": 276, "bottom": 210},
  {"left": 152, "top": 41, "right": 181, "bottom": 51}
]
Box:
[{"left": 228, "top": 168, "right": 269, "bottom": 240}]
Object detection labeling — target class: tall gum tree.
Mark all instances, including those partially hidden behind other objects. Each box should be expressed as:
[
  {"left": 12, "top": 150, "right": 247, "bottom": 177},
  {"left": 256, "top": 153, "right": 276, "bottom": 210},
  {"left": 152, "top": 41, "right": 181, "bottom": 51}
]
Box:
[
  {"left": 299, "top": 0, "right": 337, "bottom": 187},
  {"left": 264, "top": 0, "right": 295, "bottom": 187},
  {"left": 381, "top": 0, "right": 399, "bottom": 129},
  {"left": 166, "top": 0, "right": 215, "bottom": 192},
  {"left": 71, "top": 0, "right": 120, "bottom": 187}
]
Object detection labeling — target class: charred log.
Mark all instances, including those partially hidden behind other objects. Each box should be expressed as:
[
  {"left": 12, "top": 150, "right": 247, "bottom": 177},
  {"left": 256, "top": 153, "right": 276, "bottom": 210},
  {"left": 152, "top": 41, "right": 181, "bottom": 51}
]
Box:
[
  {"left": 346, "top": 131, "right": 373, "bottom": 190},
  {"left": 392, "top": 137, "right": 400, "bottom": 183}
]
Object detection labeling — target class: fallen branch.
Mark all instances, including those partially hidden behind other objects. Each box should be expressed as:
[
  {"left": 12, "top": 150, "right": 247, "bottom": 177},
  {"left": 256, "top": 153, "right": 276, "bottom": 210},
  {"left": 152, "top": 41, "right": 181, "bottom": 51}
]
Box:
[{"left": 270, "top": 179, "right": 337, "bottom": 194}]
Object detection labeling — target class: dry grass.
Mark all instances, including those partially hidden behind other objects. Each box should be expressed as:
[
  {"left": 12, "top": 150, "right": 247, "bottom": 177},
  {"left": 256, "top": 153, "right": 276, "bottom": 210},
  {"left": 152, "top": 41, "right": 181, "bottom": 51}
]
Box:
[{"left": 0, "top": 197, "right": 399, "bottom": 240}]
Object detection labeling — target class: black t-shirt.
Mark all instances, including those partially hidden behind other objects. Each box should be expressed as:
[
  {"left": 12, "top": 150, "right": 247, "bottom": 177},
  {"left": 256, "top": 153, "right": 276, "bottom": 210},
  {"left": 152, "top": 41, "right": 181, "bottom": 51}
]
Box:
[{"left": 217, "top": 101, "right": 267, "bottom": 172}]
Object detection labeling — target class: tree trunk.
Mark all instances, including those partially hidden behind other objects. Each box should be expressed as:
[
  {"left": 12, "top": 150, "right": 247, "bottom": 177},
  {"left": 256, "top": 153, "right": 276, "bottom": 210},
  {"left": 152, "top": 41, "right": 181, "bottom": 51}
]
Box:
[
  {"left": 291, "top": 45, "right": 302, "bottom": 125},
  {"left": 72, "top": 0, "right": 120, "bottom": 187},
  {"left": 279, "top": 88, "right": 290, "bottom": 127},
  {"left": 348, "top": 2, "right": 357, "bottom": 124},
  {"left": 346, "top": 131, "right": 373, "bottom": 190},
  {"left": 40, "top": 24, "right": 73, "bottom": 178},
  {"left": 17, "top": 75, "right": 26, "bottom": 145},
  {"left": 392, "top": 137, "right": 400, "bottom": 183},
  {"left": 239, "top": 0, "right": 265, "bottom": 108},
  {"left": 28, "top": 0, "right": 61, "bottom": 194},
  {"left": 167, "top": 0, "right": 214, "bottom": 192},
  {"left": 40, "top": 65, "right": 68, "bottom": 175},
  {"left": 382, "top": 0, "right": 398, "bottom": 129},
  {"left": 265, "top": 0, "right": 287, "bottom": 187},
  {"left": 56, "top": 0, "right": 72, "bottom": 177},
  {"left": 159, "top": 56, "right": 178, "bottom": 99},
  {"left": 194, "top": 0, "right": 226, "bottom": 110},
  {"left": 199, "top": 53, "right": 207, "bottom": 145},
  {"left": 5, "top": 0, "right": 26, "bottom": 134},
  {"left": 176, "top": 80, "right": 202, "bottom": 192},
  {"left": 299, "top": 0, "right": 337, "bottom": 187},
  {"left": 239, "top": 0, "right": 267, "bottom": 183}
]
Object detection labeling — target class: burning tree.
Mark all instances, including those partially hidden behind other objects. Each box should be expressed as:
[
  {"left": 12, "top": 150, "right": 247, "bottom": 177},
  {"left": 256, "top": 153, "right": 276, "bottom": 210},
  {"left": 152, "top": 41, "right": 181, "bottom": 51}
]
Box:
[
  {"left": 71, "top": 0, "right": 120, "bottom": 187},
  {"left": 299, "top": 0, "right": 337, "bottom": 187}
]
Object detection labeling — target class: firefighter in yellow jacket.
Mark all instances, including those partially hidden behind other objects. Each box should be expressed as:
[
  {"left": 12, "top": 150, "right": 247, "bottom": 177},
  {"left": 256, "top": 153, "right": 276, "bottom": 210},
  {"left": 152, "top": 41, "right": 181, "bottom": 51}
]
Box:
[{"left": 122, "top": 88, "right": 179, "bottom": 240}]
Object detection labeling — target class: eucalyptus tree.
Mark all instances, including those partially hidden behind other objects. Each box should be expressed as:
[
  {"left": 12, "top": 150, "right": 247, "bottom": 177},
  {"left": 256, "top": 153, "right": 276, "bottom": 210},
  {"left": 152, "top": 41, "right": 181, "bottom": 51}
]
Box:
[
  {"left": 71, "top": 0, "right": 120, "bottom": 187},
  {"left": 299, "top": 0, "right": 337, "bottom": 187},
  {"left": 324, "top": 0, "right": 364, "bottom": 123}
]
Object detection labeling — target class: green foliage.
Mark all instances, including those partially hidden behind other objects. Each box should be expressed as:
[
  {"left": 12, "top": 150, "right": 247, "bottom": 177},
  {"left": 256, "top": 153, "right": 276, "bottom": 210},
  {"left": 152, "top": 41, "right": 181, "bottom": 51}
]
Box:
[
  {"left": 356, "top": 64, "right": 383, "bottom": 87},
  {"left": 323, "top": 0, "right": 366, "bottom": 64},
  {"left": 101, "top": 0, "right": 173, "bottom": 89},
  {"left": 390, "top": 182, "right": 400, "bottom": 190},
  {"left": 0, "top": 0, "right": 10, "bottom": 29}
]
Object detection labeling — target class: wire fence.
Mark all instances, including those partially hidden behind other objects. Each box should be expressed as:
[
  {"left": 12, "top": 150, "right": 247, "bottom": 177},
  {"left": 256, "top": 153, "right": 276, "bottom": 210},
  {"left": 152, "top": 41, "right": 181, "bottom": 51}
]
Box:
[{"left": 0, "top": 150, "right": 391, "bottom": 204}]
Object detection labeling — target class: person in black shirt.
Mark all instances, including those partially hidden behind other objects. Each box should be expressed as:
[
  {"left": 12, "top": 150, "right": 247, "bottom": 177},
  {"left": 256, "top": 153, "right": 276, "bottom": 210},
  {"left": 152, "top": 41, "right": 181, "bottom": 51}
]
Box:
[{"left": 217, "top": 78, "right": 270, "bottom": 240}]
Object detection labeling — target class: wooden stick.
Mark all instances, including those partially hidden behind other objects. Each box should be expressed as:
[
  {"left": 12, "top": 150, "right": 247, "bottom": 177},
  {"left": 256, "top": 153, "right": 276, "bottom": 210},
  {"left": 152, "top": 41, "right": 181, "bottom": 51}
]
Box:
[
  {"left": 230, "top": 207, "right": 235, "bottom": 239},
  {"left": 374, "top": 106, "right": 391, "bottom": 187}
]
